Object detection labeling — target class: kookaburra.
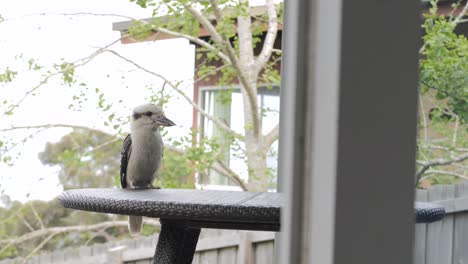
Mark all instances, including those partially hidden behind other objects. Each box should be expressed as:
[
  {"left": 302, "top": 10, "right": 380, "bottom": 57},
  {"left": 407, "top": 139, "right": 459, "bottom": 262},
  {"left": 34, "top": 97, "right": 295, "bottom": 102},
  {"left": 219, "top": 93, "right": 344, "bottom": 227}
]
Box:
[{"left": 120, "top": 104, "right": 175, "bottom": 234}]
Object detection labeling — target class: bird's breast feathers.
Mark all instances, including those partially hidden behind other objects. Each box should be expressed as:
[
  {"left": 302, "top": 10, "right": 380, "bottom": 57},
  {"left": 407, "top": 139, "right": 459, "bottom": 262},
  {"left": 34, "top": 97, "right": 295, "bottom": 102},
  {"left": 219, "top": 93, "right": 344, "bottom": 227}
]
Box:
[{"left": 126, "top": 131, "right": 163, "bottom": 185}]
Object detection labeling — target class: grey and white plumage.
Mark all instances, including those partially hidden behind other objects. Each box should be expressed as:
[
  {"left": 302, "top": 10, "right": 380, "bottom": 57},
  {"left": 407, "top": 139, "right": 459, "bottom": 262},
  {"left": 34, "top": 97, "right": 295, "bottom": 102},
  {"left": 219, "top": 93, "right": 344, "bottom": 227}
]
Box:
[{"left": 120, "top": 104, "right": 175, "bottom": 234}]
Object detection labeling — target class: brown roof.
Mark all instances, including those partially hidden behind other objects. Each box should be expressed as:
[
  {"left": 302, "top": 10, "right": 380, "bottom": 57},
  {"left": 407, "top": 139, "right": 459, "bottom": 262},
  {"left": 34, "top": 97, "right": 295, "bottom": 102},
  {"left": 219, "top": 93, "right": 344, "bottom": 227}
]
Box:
[{"left": 112, "top": 5, "right": 283, "bottom": 44}]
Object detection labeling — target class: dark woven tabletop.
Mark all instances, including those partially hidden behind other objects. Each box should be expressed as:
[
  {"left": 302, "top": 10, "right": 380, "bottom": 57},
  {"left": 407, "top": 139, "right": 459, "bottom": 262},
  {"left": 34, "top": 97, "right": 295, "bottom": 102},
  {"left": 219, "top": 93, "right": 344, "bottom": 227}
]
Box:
[
  {"left": 58, "top": 188, "right": 446, "bottom": 229},
  {"left": 414, "top": 202, "right": 445, "bottom": 223},
  {"left": 58, "top": 188, "right": 282, "bottom": 225}
]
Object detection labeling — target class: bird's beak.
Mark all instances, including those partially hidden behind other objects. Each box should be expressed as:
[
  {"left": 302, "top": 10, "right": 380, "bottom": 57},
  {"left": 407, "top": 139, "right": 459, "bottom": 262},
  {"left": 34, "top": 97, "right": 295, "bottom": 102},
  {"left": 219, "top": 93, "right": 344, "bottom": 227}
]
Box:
[{"left": 156, "top": 116, "right": 176, "bottom": 127}]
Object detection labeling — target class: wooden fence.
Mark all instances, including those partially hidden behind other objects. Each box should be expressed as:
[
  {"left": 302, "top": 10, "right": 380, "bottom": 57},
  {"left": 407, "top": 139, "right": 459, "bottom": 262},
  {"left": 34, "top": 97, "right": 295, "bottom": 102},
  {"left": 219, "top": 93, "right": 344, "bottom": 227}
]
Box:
[
  {"left": 0, "top": 230, "right": 275, "bottom": 264},
  {"left": 123, "top": 231, "right": 275, "bottom": 264},
  {"left": 414, "top": 182, "right": 468, "bottom": 264},
  {"left": 1, "top": 182, "right": 468, "bottom": 264}
]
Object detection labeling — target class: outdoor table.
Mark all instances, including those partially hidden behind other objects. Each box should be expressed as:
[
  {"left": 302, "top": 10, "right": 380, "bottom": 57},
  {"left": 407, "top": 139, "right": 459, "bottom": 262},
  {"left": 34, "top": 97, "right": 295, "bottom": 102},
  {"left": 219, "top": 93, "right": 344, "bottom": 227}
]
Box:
[
  {"left": 59, "top": 188, "right": 281, "bottom": 264},
  {"left": 58, "top": 188, "right": 445, "bottom": 264}
]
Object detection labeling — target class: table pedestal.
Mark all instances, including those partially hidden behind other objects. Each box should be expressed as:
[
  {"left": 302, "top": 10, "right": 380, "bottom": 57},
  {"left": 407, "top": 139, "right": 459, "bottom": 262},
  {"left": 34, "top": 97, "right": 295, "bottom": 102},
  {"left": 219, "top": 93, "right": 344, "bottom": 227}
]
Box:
[{"left": 154, "top": 220, "right": 201, "bottom": 264}]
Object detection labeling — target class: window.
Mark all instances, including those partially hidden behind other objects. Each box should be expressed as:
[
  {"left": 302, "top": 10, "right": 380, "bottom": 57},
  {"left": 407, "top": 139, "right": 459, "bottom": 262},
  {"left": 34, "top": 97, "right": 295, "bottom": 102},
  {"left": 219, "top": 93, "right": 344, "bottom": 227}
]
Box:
[{"left": 198, "top": 85, "right": 280, "bottom": 188}]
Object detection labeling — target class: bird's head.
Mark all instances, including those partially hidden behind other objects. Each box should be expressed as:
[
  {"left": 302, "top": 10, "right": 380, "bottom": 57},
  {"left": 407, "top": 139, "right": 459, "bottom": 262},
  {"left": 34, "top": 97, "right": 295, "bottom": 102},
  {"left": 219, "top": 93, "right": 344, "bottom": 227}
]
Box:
[{"left": 130, "top": 104, "right": 175, "bottom": 131}]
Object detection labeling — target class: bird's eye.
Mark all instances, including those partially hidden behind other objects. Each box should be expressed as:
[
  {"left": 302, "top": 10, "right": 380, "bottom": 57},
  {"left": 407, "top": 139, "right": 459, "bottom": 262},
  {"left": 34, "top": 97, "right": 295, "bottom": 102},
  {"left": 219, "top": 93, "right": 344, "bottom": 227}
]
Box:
[{"left": 145, "top": 111, "right": 152, "bottom": 117}]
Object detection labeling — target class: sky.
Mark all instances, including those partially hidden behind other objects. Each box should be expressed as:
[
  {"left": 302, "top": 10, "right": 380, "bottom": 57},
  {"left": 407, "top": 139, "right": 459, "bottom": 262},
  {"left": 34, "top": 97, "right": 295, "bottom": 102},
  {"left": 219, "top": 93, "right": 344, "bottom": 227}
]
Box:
[{"left": 0, "top": 0, "right": 196, "bottom": 202}]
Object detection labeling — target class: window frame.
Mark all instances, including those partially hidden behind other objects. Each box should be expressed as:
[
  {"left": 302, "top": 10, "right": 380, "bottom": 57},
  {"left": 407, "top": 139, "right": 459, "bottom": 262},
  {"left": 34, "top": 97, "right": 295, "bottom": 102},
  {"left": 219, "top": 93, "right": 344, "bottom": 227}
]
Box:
[{"left": 197, "top": 84, "right": 280, "bottom": 187}]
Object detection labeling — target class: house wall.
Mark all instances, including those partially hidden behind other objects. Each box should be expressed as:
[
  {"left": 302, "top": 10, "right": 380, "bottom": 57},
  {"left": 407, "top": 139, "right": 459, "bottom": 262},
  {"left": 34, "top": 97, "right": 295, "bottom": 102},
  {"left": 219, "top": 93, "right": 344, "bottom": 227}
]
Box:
[{"left": 191, "top": 31, "right": 283, "bottom": 132}]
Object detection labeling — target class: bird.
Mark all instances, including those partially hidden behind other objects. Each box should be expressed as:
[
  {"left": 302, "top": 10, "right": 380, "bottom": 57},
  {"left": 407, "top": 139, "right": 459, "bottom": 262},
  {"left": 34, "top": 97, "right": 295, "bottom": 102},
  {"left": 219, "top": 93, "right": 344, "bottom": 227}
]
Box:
[{"left": 120, "top": 103, "right": 175, "bottom": 235}]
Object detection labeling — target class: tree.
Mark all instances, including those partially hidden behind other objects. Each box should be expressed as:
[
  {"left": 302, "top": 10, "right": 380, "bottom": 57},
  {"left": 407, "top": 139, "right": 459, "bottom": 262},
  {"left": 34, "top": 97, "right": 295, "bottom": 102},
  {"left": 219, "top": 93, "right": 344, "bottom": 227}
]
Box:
[
  {"left": 415, "top": 0, "right": 468, "bottom": 186},
  {"left": 38, "top": 129, "right": 122, "bottom": 189}
]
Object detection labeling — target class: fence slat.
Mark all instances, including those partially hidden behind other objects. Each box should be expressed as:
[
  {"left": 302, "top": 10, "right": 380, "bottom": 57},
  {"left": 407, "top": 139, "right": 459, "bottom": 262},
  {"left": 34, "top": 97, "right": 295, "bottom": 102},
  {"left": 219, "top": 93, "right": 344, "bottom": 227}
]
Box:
[
  {"left": 134, "top": 259, "right": 151, "bottom": 264},
  {"left": 453, "top": 181, "right": 468, "bottom": 264},
  {"left": 191, "top": 252, "right": 200, "bottom": 264},
  {"left": 63, "top": 247, "right": 78, "bottom": 261},
  {"left": 196, "top": 234, "right": 240, "bottom": 251},
  {"left": 78, "top": 245, "right": 91, "bottom": 259},
  {"left": 39, "top": 253, "right": 51, "bottom": 264},
  {"left": 29, "top": 255, "right": 40, "bottom": 264},
  {"left": 254, "top": 241, "right": 274, "bottom": 264},
  {"left": 122, "top": 247, "right": 155, "bottom": 262},
  {"left": 92, "top": 243, "right": 107, "bottom": 257},
  {"left": 414, "top": 189, "right": 428, "bottom": 264},
  {"left": 426, "top": 185, "right": 455, "bottom": 264},
  {"left": 199, "top": 250, "right": 217, "bottom": 264},
  {"left": 237, "top": 232, "right": 254, "bottom": 264},
  {"left": 218, "top": 247, "right": 237, "bottom": 264}
]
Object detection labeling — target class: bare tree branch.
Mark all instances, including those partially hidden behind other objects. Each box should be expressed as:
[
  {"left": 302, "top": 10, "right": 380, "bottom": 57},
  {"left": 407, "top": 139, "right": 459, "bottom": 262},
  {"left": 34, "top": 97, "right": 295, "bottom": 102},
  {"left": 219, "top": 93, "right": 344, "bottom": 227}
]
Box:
[
  {"left": 263, "top": 124, "right": 279, "bottom": 149},
  {"left": 449, "top": 0, "right": 462, "bottom": 20},
  {"left": 84, "top": 231, "right": 101, "bottom": 246},
  {"left": 84, "top": 229, "right": 115, "bottom": 246},
  {"left": 0, "top": 127, "right": 48, "bottom": 155},
  {"left": 0, "top": 240, "right": 14, "bottom": 256},
  {"left": 452, "top": 115, "right": 460, "bottom": 149},
  {"left": 416, "top": 153, "right": 468, "bottom": 180},
  {"left": 3, "top": 38, "right": 122, "bottom": 117},
  {"left": 154, "top": 27, "right": 231, "bottom": 64},
  {"left": 21, "top": 218, "right": 35, "bottom": 233},
  {"left": 272, "top": 48, "right": 282, "bottom": 54},
  {"left": 212, "top": 160, "right": 248, "bottom": 191},
  {"left": 419, "top": 144, "right": 468, "bottom": 152},
  {"left": 29, "top": 203, "right": 45, "bottom": 230},
  {"left": 419, "top": 169, "right": 468, "bottom": 182},
  {"left": 91, "top": 136, "right": 123, "bottom": 151},
  {"left": 0, "top": 124, "right": 106, "bottom": 134},
  {"left": 51, "top": 12, "right": 136, "bottom": 20},
  {"left": 0, "top": 220, "right": 160, "bottom": 246},
  {"left": 453, "top": 163, "right": 468, "bottom": 170},
  {"left": 255, "top": 0, "right": 278, "bottom": 74},
  {"left": 184, "top": 4, "right": 225, "bottom": 47},
  {"left": 419, "top": 95, "right": 428, "bottom": 141},
  {"left": 452, "top": 0, "right": 468, "bottom": 25}
]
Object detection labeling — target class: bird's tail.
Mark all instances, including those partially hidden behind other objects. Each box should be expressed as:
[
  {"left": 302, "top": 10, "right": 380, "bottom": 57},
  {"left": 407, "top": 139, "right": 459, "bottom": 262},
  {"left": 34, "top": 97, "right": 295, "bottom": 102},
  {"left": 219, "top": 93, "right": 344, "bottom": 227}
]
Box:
[{"left": 128, "top": 216, "right": 143, "bottom": 235}]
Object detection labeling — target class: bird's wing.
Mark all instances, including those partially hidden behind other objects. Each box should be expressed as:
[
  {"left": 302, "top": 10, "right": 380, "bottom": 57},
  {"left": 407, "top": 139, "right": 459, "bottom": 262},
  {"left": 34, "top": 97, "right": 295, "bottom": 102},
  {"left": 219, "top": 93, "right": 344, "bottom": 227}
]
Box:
[{"left": 120, "top": 134, "right": 132, "bottom": 188}]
